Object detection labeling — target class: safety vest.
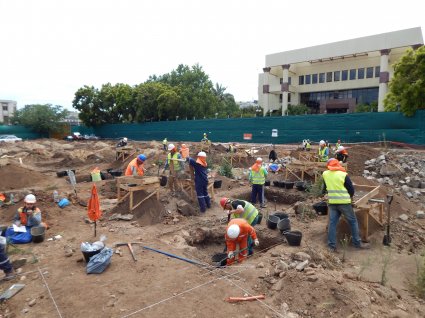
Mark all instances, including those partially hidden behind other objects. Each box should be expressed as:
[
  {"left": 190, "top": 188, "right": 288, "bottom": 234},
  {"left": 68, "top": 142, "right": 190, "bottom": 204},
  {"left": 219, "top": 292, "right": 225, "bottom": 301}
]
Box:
[
  {"left": 167, "top": 152, "right": 181, "bottom": 171},
  {"left": 318, "top": 147, "right": 329, "bottom": 162},
  {"left": 335, "top": 143, "right": 341, "bottom": 150},
  {"left": 125, "top": 158, "right": 144, "bottom": 176},
  {"left": 18, "top": 207, "right": 41, "bottom": 225},
  {"left": 250, "top": 168, "right": 266, "bottom": 185},
  {"left": 306, "top": 142, "right": 311, "bottom": 150},
  {"left": 231, "top": 200, "right": 258, "bottom": 225},
  {"left": 163, "top": 139, "right": 167, "bottom": 145},
  {"left": 322, "top": 170, "right": 351, "bottom": 204}
]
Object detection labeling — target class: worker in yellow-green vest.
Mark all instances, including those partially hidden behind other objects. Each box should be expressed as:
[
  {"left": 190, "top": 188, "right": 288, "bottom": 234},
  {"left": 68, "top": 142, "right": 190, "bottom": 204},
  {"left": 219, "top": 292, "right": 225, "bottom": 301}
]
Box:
[
  {"left": 220, "top": 197, "right": 259, "bottom": 255},
  {"left": 318, "top": 140, "right": 329, "bottom": 162},
  {"left": 305, "top": 140, "right": 311, "bottom": 151},
  {"left": 248, "top": 157, "right": 268, "bottom": 208},
  {"left": 163, "top": 143, "right": 184, "bottom": 192},
  {"left": 162, "top": 138, "right": 168, "bottom": 151},
  {"left": 322, "top": 158, "right": 369, "bottom": 252}
]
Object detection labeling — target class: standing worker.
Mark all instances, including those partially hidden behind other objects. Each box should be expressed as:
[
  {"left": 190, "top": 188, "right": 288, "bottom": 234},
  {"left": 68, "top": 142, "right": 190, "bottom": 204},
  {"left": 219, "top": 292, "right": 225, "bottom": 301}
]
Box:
[
  {"left": 0, "top": 237, "right": 15, "bottom": 280},
  {"left": 220, "top": 197, "right": 259, "bottom": 255},
  {"left": 162, "top": 138, "right": 168, "bottom": 151},
  {"left": 225, "top": 218, "right": 259, "bottom": 265},
  {"left": 335, "top": 139, "right": 341, "bottom": 151},
  {"left": 305, "top": 140, "right": 311, "bottom": 151},
  {"left": 318, "top": 140, "right": 329, "bottom": 162},
  {"left": 268, "top": 145, "right": 278, "bottom": 162},
  {"left": 125, "top": 154, "right": 147, "bottom": 176},
  {"left": 335, "top": 146, "right": 348, "bottom": 163},
  {"left": 164, "top": 144, "right": 184, "bottom": 192},
  {"left": 323, "top": 158, "right": 368, "bottom": 252},
  {"left": 187, "top": 152, "right": 211, "bottom": 213},
  {"left": 180, "top": 144, "right": 190, "bottom": 159},
  {"left": 249, "top": 158, "right": 268, "bottom": 208}
]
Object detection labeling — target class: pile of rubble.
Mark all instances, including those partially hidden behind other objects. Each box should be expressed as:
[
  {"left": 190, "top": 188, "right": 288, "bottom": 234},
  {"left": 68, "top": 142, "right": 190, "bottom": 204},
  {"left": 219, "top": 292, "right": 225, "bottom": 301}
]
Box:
[{"left": 362, "top": 152, "right": 425, "bottom": 202}]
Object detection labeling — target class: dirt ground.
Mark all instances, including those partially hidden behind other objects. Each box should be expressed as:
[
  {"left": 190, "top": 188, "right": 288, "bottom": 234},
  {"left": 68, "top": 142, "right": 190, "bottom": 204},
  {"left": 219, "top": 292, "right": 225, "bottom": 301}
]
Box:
[{"left": 0, "top": 139, "right": 424, "bottom": 318}]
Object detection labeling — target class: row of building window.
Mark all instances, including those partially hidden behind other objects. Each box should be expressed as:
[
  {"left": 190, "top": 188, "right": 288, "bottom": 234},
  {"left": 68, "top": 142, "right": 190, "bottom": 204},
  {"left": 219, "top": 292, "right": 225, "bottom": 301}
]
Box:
[
  {"left": 300, "top": 87, "right": 379, "bottom": 105},
  {"left": 298, "top": 66, "right": 380, "bottom": 85}
]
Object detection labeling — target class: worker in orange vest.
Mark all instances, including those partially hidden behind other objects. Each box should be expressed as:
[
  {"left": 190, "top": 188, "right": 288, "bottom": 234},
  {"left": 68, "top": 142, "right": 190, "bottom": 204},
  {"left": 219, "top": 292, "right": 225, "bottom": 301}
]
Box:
[
  {"left": 125, "top": 154, "right": 147, "bottom": 176},
  {"left": 180, "top": 144, "right": 190, "bottom": 159},
  {"left": 225, "top": 218, "right": 259, "bottom": 265}
]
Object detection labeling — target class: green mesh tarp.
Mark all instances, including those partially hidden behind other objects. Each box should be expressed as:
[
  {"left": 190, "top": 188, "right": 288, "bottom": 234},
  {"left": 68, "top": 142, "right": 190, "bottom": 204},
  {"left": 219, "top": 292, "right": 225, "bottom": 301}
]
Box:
[
  {"left": 0, "top": 126, "right": 46, "bottom": 139},
  {"left": 80, "top": 110, "right": 425, "bottom": 145}
]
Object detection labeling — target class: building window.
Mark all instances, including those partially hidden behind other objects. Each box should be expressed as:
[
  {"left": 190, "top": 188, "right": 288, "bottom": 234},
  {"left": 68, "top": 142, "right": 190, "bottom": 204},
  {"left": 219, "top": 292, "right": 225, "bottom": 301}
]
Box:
[
  {"left": 358, "top": 68, "right": 365, "bottom": 79},
  {"left": 280, "top": 78, "right": 283, "bottom": 84},
  {"left": 2, "top": 106, "right": 7, "bottom": 111},
  {"left": 334, "top": 71, "right": 340, "bottom": 82},
  {"left": 288, "top": 77, "right": 291, "bottom": 85},
  {"left": 305, "top": 74, "right": 311, "bottom": 85},
  {"left": 366, "top": 67, "right": 373, "bottom": 78},
  {"left": 375, "top": 66, "right": 380, "bottom": 77},
  {"left": 312, "top": 74, "right": 318, "bottom": 84},
  {"left": 288, "top": 93, "right": 291, "bottom": 102},
  {"left": 349, "top": 69, "right": 356, "bottom": 80},
  {"left": 319, "top": 73, "right": 325, "bottom": 83},
  {"left": 279, "top": 94, "right": 283, "bottom": 102},
  {"left": 299, "top": 75, "right": 304, "bottom": 85},
  {"left": 326, "top": 72, "right": 332, "bottom": 82},
  {"left": 341, "top": 70, "right": 348, "bottom": 81}
]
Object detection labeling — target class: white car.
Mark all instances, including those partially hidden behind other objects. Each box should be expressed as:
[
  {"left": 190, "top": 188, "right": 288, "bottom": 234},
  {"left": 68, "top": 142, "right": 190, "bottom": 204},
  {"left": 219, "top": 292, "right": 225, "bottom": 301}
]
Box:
[{"left": 0, "top": 135, "right": 23, "bottom": 143}]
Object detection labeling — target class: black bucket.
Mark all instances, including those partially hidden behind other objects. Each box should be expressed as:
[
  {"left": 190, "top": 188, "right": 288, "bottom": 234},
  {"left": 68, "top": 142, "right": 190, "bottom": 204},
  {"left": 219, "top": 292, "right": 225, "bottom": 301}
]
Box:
[
  {"left": 160, "top": 175, "right": 168, "bottom": 187},
  {"left": 109, "top": 169, "right": 123, "bottom": 177},
  {"left": 273, "top": 181, "right": 280, "bottom": 187},
  {"left": 284, "top": 181, "right": 295, "bottom": 189},
  {"left": 273, "top": 212, "right": 289, "bottom": 220},
  {"left": 267, "top": 215, "right": 280, "bottom": 230},
  {"left": 82, "top": 248, "right": 103, "bottom": 263},
  {"left": 264, "top": 180, "right": 271, "bottom": 187},
  {"left": 211, "top": 253, "right": 227, "bottom": 267},
  {"left": 277, "top": 218, "right": 291, "bottom": 233},
  {"left": 257, "top": 213, "right": 263, "bottom": 225},
  {"left": 313, "top": 201, "right": 328, "bottom": 215},
  {"left": 284, "top": 230, "right": 303, "bottom": 246},
  {"left": 56, "top": 169, "right": 76, "bottom": 178},
  {"left": 295, "top": 181, "right": 307, "bottom": 191},
  {"left": 30, "top": 226, "right": 45, "bottom": 243},
  {"left": 213, "top": 180, "right": 222, "bottom": 189},
  {"left": 278, "top": 181, "right": 286, "bottom": 188}
]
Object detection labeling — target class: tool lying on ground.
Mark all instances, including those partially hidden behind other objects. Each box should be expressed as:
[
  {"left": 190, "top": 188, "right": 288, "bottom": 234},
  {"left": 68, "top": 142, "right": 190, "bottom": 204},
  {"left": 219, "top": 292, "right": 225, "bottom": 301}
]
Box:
[
  {"left": 225, "top": 295, "right": 265, "bottom": 303},
  {"left": 142, "top": 245, "right": 206, "bottom": 266},
  {"left": 114, "top": 242, "right": 143, "bottom": 262},
  {"left": 369, "top": 193, "right": 393, "bottom": 246}
]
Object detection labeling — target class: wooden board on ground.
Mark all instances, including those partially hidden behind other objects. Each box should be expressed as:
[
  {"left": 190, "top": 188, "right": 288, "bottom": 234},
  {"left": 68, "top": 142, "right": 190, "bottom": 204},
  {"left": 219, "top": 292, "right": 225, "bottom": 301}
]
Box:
[{"left": 116, "top": 176, "right": 160, "bottom": 211}]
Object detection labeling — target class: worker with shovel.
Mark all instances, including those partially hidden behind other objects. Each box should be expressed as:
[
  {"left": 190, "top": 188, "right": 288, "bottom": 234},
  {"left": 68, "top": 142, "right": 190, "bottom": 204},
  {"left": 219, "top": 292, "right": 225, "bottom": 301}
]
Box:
[
  {"left": 187, "top": 151, "right": 211, "bottom": 213},
  {"left": 125, "top": 154, "right": 147, "bottom": 176},
  {"left": 225, "top": 218, "right": 259, "bottom": 265},
  {"left": 323, "top": 159, "right": 369, "bottom": 252}
]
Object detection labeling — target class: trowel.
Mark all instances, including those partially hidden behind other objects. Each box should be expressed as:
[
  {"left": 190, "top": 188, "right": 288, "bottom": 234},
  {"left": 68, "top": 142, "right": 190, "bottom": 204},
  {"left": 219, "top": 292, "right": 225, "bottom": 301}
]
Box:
[{"left": 383, "top": 193, "right": 394, "bottom": 246}]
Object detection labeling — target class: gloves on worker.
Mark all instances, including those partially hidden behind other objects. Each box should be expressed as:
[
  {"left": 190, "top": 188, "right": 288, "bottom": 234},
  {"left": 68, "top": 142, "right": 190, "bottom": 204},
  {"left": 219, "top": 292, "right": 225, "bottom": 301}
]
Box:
[
  {"left": 228, "top": 251, "right": 235, "bottom": 259},
  {"left": 254, "top": 239, "right": 260, "bottom": 246}
]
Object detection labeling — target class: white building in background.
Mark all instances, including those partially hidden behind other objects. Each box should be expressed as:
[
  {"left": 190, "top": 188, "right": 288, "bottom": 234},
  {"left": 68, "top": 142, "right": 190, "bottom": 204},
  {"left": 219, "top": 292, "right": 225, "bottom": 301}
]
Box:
[
  {"left": 63, "top": 111, "right": 81, "bottom": 125},
  {"left": 238, "top": 100, "right": 258, "bottom": 109},
  {"left": 0, "top": 99, "right": 17, "bottom": 124},
  {"left": 258, "top": 27, "right": 423, "bottom": 115}
]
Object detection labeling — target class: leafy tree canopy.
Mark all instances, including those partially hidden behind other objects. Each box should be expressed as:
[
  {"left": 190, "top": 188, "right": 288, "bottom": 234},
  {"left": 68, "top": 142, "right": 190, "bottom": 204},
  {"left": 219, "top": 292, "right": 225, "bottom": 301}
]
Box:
[
  {"left": 384, "top": 46, "right": 425, "bottom": 116},
  {"left": 11, "top": 104, "right": 69, "bottom": 134},
  {"left": 287, "top": 104, "right": 310, "bottom": 115},
  {"left": 355, "top": 101, "right": 378, "bottom": 113}
]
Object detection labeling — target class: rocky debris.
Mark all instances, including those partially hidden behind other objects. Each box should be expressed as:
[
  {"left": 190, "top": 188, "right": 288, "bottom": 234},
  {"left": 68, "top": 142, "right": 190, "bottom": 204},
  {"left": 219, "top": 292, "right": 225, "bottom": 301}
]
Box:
[
  {"left": 416, "top": 210, "right": 425, "bottom": 219},
  {"left": 292, "top": 251, "right": 311, "bottom": 262},
  {"left": 295, "top": 260, "right": 309, "bottom": 271},
  {"left": 28, "top": 299, "right": 36, "bottom": 307},
  {"left": 398, "top": 214, "right": 409, "bottom": 221},
  {"left": 108, "top": 213, "right": 134, "bottom": 221},
  {"left": 176, "top": 200, "right": 197, "bottom": 216}
]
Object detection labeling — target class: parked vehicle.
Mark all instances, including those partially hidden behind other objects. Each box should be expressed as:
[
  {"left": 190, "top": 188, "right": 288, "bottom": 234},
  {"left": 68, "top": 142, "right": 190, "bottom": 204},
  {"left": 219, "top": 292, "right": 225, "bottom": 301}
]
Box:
[
  {"left": 64, "top": 132, "right": 85, "bottom": 141},
  {"left": 0, "top": 135, "right": 23, "bottom": 143},
  {"left": 83, "top": 134, "right": 99, "bottom": 140}
]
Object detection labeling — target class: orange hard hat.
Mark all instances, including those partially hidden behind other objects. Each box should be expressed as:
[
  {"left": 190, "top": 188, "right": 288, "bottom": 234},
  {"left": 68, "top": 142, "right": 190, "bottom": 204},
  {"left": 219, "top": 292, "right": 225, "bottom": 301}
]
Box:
[{"left": 220, "top": 197, "right": 229, "bottom": 209}]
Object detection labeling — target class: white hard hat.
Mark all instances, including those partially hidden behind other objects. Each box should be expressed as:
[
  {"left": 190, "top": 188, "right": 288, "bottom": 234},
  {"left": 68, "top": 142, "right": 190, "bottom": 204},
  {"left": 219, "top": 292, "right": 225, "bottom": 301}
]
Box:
[
  {"left": 25, "top": 194, "right": 36, "bottom": 203},
  {"left": 227, "top": 224, "right": 240, "bottom": 239},
  {"left": 319, "top": 140, "right": 325, "bottom": 145},
  {"left": 123, "top": 137, "right": 128, "bottom": 142},
  {"left": 168, "top": 143, "right": 175, "bottom": 151},
  {"left": 337, "top": 146, "right": 345, "bottom": 152},
  {"left": 197, "top": 151, "right": 207, "bottom": 157},
  {"left": 256, "top": 157, "right": 263, "bottom": 162}
]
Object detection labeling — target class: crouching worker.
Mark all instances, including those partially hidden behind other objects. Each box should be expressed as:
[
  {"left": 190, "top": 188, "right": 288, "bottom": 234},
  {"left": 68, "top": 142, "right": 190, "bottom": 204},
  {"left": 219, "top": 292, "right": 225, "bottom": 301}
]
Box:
[
  {"left": 0, "top": 237, "right": 15, "bottom": 280},
  {"left": 5, "top": 194, "right": 44, "bottom": 244},
  {"left": 187, "top": 152, "right": 211, "bottom": 213},
  {"left": 225, "top": 218, "right": 259, "bottom": 265},
  {"left": 125, "top": 154, "right": 146, "bottom": 176}
]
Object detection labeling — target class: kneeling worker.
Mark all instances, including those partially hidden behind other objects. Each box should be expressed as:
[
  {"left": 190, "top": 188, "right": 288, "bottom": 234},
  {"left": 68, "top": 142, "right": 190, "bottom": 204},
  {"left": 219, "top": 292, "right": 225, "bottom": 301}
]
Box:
[
  {"left": 225, "top": 218, "right": 259, "bottom": 265},
  {"left": 125, "top": 154, "right": 147, "bottom": 176}
]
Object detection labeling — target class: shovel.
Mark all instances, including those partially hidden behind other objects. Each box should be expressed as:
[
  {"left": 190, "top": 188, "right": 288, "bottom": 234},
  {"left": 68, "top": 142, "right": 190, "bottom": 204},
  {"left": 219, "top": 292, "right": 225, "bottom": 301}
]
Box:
[{"left": 383, "top": 193, "right": 393, "bottom": 246}]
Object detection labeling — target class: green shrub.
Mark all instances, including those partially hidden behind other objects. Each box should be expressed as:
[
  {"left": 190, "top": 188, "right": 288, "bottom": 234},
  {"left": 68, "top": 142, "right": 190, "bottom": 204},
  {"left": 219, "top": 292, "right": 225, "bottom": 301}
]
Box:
[{"left": 218, "top": 158, "right": 233, "bottom": 178}]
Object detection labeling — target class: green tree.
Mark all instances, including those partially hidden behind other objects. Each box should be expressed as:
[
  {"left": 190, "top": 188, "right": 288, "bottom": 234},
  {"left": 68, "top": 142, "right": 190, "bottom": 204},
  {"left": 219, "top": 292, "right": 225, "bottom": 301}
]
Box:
[
  {"left": 355, "top": 101, "right": 378, "bottom": 113},
  {"left": 384, "top": 46, "right": 425, "bottom": 116},
  {"left": 11, "top": 104, "right": 69, "bottom": 134},
  {"left": 287, "top": 104, "right": 310, "bottom": 115}
]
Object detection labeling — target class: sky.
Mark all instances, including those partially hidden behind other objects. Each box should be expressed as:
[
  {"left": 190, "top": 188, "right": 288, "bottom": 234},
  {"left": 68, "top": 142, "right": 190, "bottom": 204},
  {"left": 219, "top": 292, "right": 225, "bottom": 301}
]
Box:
[{"left": 0, "top": 0, "right": 424, "bottom": 110}]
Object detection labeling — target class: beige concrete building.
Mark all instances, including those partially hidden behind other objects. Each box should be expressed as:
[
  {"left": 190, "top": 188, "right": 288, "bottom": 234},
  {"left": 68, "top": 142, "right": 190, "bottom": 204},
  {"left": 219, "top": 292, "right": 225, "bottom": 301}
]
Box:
[
  {"left": 258, "top": 27, "right": 423, "bottom": 115},
  {"left": 0, "top": 99, "right": 17, "bottom": 124}
]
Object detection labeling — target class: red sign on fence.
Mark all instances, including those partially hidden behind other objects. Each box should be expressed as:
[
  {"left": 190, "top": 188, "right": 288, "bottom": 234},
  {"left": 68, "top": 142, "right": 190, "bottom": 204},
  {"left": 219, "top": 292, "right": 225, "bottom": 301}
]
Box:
[{"left": 243, "top": 133, "right": 252, "bottom": 140}]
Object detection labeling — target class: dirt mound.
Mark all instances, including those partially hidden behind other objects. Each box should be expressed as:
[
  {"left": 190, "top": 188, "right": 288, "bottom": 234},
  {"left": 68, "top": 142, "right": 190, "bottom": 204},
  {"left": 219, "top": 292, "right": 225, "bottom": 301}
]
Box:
[
  {"left": 0, "top": 164, "right": 47, "bottom": 190},
  {"left": 347, "top": 145, "right": 381, "bottom": 176},
  {"left": 108, "top": 190, "right": 165, "bottom": 226}
]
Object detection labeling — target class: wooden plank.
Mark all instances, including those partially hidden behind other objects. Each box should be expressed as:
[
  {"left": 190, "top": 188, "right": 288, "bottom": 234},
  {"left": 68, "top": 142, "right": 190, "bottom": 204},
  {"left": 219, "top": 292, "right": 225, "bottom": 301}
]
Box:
[
  {"left": 353, "top": 185, "right": 380, "bottom": 208},
  {"left": 131, "top": 190, "right": 158, "bottom": 211}
]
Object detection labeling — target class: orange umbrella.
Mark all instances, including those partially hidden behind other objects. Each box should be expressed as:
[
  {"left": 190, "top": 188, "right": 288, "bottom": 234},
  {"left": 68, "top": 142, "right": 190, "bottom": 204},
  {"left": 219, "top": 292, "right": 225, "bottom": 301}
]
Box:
[{"left": 87, "top": 184, "right": 102, "bottom": 237}]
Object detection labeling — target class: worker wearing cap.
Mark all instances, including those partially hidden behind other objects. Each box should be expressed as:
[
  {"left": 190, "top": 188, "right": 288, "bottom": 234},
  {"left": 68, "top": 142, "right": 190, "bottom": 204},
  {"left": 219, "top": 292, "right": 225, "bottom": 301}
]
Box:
[
  {"left": 248, "top": 158, "right": 268, "bottom": 208},
  {"left": 323, "top": 159, "right": 368, "bottom": 251},
  {"left": 220, "top": 197, "right": 259, "bottom": 255},
  {"left": 125, "top": 154, "right": 147, "bottom": 176},
  {"left": 187, "top": 152, "right": 211, "bottom": 213},
  {"left": 5, "top": 194, "right": 43, "bottom": 244},
  {"left": 318, "top": 140, "right": 329, "bottom": 162},
  {"left": 335, "top": 146, "right": 348, "bottom": 163},
  {"left": 164, "top": 144, "right": 184, "bottom": 192},
  {"left": 180, "top": 144, "right": 190, "bottom": 159},
  {"left": 116, "top": 137, "right": 128, "bottom": 148},
  {"left": 225, "top": 218, "right": 259, "bottom": 265},
  {"left": 162, "top": 138, "right": 168, "bottom": 151}
]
